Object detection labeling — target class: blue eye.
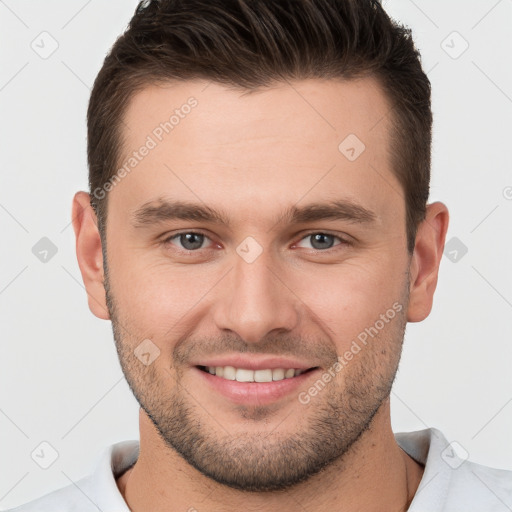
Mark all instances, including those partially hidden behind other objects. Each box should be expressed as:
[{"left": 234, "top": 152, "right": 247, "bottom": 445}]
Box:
[
  {"left": 295, "top": 233, "right": 347, "bottom": 250},
  {"left": 163, "top": 231, "right": 349, "bottom": 253},
  {"left": 166, "top": 232, "right": 211, "bottom": 251}
]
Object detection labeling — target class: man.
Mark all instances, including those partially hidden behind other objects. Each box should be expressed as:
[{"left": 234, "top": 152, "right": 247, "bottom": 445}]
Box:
[{"left": 8, "top": 0, "right": 511, "bottom": 511}]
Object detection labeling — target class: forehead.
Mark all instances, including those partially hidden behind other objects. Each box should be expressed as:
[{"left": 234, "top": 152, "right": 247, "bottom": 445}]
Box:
[
  {"left": 111, "top": 77, "right": 401, "bottom": 228},
  {"left": 121, "top": 77, "right": 391, "bottom": 148}
]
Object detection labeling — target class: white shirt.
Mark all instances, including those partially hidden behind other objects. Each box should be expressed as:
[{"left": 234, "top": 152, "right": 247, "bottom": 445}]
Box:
[{"left": 6, "top": 427, "right": 512, "bottom": 511}]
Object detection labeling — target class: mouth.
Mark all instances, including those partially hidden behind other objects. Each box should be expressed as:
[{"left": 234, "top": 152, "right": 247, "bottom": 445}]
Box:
[
  {"left": 191, "top": 354, "right": 324, "bottom": 406},
  {"left": 196, "top": 365, "right": 318, "bottom": 382}
]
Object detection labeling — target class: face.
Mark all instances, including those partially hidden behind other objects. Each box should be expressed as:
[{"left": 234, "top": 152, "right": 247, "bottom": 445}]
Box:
[{"left": 101, "top": 78, "right": 412, "bottom": 491}]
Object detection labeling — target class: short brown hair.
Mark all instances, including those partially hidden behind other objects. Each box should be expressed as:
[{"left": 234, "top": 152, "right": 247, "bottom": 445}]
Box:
[{"left": 88, "top": 0, "right": 432, "bottom": 252}]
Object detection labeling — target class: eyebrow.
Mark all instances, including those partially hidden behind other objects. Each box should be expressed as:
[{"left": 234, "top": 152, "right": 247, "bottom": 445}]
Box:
[{"left": 131, "top": 198, "right": 377, "bottom": 229}]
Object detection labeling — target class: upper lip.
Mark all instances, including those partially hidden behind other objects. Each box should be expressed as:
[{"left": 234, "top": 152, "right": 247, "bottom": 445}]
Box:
[{"left": 192, "top": 355, "right": 319, "bottom": 371}]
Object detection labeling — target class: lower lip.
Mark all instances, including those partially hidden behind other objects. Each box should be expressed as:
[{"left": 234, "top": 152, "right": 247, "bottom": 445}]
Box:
[{"left": 193, "top": 366, "right": 319, "bottom": 405}]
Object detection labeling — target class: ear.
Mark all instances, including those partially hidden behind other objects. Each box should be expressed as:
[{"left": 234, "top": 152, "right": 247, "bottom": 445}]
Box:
[
  {"left": 407, "top": 202, "right": 449, "bottom": 322},
  {"left": 71, "top": 191, "right": 110, "bottom": 320}
]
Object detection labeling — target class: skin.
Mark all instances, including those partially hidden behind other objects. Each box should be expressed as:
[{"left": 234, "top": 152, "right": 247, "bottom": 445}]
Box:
[{"left": 72, "top": 77, "right": 449, "bottom": 512}]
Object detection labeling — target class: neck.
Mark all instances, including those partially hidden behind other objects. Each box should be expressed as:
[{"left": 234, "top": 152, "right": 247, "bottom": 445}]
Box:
[{"left": 117, "top": 400, "right": 424, "bottom": 512}]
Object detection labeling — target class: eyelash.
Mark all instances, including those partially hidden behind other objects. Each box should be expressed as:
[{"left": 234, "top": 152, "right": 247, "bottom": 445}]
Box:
[{"left": 161, "top": 230, "right": 352, "bottom": 253}]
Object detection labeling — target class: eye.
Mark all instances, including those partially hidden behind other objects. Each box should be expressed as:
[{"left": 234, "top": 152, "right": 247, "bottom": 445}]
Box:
[
  {"left": 162, "top": 230, "right": 350, "bottom": 254},
  {"left": 295, "top": 232, "right": 349, "bottom": 251},
  {"left": 164, "top": 231, "right": 213, "bottom": 251}
]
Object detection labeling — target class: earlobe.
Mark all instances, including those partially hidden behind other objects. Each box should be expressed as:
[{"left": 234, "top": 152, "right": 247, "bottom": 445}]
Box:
[
  {"left": 406, "top": 202, "right": 449, "bottom": 323},
  {"left": 71, "top": 191, "right": 110, "bottom": 320}
]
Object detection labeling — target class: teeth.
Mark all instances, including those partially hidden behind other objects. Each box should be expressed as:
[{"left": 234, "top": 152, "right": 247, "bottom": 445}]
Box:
[
  {"left": 236, "top": 368, "right": 254, "bottom": 382},
  {"left": 203, "top": 366, "right": 307, "bottom": 382},
  {"left": 272, "top": 368, "right": 285, "bottom": 381},
  {"left": 285, "top": 368, "right": 295, "bottom": 378},
  {"left": 223, "top": 366, "right": 236, "bottom": 380},
  {"left": 254, "top": 369, "right": 272, "bottom": 382}
]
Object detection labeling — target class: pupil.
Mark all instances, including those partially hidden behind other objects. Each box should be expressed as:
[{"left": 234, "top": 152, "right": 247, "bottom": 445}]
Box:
[
  {"left": 311, "top": 233, "right": 333, "bottom": 250},
  {"left": 179, "top": 233, "right": 334, "bottom": 251},
  {"left": 181, "top": 233, "right": 203, "bottom": 250}
]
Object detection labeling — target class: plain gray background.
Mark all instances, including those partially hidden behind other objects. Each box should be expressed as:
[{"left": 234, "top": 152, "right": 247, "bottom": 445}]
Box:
[{"left": 1, "top": 0, "right": 511, "bottom": 509}]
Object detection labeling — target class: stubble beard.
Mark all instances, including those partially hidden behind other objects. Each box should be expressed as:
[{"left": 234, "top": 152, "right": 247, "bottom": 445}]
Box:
[{"left": 104, "top": 266, "right": 409, "bottom": 492}]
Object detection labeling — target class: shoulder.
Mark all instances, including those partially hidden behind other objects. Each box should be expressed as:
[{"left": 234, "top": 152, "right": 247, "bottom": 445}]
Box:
[
  {"left": 3, "top": 440, "right": 138, "bottom": 512},
  {"left": 396, "top": 427, "right": 512, "bottom": 510},
  {"left": 3, "top": 475, "right": 97, "bottom": 512},
  {"left": 445, "top": 459, "right": 512, "bottom": 510}
]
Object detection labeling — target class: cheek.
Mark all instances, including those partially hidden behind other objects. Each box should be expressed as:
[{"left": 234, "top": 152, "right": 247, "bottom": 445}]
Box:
[
  {"left": 107, "top": 236, "right": 408, "bottom": 344},
  {"left": 293, "top": 257, "right": 406, "bottom": 341},
  {"left": 108, "top": 253, "right": 217, "bottom": 330}
]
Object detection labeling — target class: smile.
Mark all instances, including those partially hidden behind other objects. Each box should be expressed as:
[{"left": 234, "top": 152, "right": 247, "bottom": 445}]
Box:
[{"left": 197, "top": 365, "right": 316, "bottom": 382}]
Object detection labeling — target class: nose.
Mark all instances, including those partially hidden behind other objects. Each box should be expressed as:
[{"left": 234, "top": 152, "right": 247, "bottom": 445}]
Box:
[{"left": 212, "top": 244, "right": 300, "bottom": 344}]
